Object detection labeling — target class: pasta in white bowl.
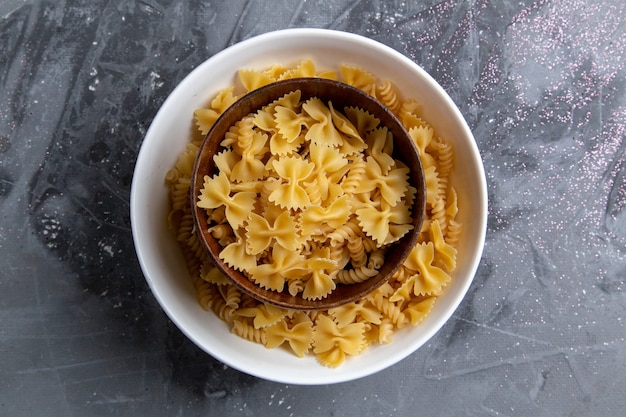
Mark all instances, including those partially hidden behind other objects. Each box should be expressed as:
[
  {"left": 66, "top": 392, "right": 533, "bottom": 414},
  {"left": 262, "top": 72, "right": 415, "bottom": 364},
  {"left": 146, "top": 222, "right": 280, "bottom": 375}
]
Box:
[{"left": 131, "top": 28, "right": 487, "bottom": 385}]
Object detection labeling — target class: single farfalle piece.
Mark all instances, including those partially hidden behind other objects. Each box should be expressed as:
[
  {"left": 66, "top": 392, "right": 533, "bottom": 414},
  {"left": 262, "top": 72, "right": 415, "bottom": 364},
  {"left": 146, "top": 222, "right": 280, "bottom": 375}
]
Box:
[
  {"left": 218, "top": 228, "right": 257, "bottom": 273},
  {"left": 270, "top": 129, "right": 305, "bottom": 156},
  {"left": 429, "top": 219, "right": 457, "bottom": 271},
  {"left": 344, "top": 106, "right": 380, "bottom": 137},
  {"left": 388, "top": 276, "right": 413, "bottom": 303},
  {"left": 307, "top": 142, "right": 350, "bottom": 202},
  {"left": 356, "top": 199, "right": 413, "bottom": 246},
  {"left": 300, "top": 195, "right": 351, "bottom": 236},
  {"left": 230, "top": 130, "right": 269, "bottom": 182},
  {"left": 194, "top": 87, "right": 238, "bottom": 135},
  {"left": 254, "top": 108, "right": 301, "bottom": 156},
  {"left": 408, "top": 125, "right": 436, "bottom": 170},
  {"left": 197, "top": 172, "right": 256, "bottom": 229},
  {"left": 269, "top": 156, "right": 315, "bottom": 210},
  {"left": 274, "top": 105, "right": 309, "bottom": 144},
  {"left": 265, "top": 314, "right": 314, "bottom": 357},
  {"left": 212, "top": 149, "right": 239, "bottom": 179},
  {"left": 262, "top": 90, "right": 302, "bottom": 115},
  {"left": 238, "top": 68, "right": 275, "bottom": 92},
  {"left": 328, "top": 102, "right": 362, "bottom": 139},
  {"left": 253, "top": 107, "right": 276, "bottom": 132},
  {"left": 277, "top": 58, "right": 316, "bottom": 80},
  {"left": 403, "top": 242, "right": 451, "bottom": 296},
  {"left": 302, "top": 247, "right": 339, "bottom": 300},
  {"left": 195, "top": 108, "right": 220, "bottom": 136},
  {"left": 253, "top": 90, "right": 301, "bottom": 132},
  {"left": 309, "top": 140, "right": 349, "bottom": 172},
  {"left": 365, "top": 127, "right": 396, "bottom": 175},
  {"left": 302, "top": 97, "right": 344, "bottom": 147},
  {"left": 245, "top": 211, "right": 299, "bottom": 255},
  {"left": 236, "top": 303, "right": 289, "bottom": 329},
  {"left": 248, "top": 245, "right": 308, "bottom": 292},
  {"left": 340, "top": 64, "right": 377, "bottom": 95},
  {"left": 313, "top": 315, "right": 366, "bottom": 367},
  {"left": 211, "top": 87, "right": 238, "bottom": 113},
  {"left": 423, "top": 165, "right": 440, "bottom": 206},
  {"left": 354, "top": 156, "right": 410, "bottom": 208},
  {"left": 328, "top": 299, "right": 382, "bottom": 328},
  {"left": 404, "top": 296, "right": 436, "bottom": 326}
]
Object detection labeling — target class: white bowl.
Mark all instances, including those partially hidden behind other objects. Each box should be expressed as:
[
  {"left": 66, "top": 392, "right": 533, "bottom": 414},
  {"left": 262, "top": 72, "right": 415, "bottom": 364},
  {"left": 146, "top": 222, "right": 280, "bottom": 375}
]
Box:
[{"left": 130, "top": 28, "right": 487, "bottom": 385}]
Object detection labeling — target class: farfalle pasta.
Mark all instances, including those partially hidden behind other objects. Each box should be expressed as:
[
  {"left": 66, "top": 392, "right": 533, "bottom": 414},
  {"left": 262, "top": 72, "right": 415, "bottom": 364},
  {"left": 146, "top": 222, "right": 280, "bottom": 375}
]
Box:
[
  {"left": 166, "top": 60, "right": 462, "bottom": 367},
  {"left": 197, "top": 93, "right": 415, "bottom": 301}
]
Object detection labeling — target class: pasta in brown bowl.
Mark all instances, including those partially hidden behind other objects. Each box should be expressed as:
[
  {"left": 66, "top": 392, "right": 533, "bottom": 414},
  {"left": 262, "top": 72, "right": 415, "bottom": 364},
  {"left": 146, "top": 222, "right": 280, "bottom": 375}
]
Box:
[{"left": 165, "top": 60, "right": 461, "bottom": 367}]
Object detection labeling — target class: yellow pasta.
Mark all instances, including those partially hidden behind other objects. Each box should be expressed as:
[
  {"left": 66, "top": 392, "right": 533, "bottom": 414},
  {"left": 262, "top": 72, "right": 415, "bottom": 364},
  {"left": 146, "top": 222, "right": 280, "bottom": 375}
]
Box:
[
  {"left": 340, "top": 64, "right": 377, "bottom": 96},
  {"left": 223, "top": 285, "right": 242, "bottom": 310},
  {"left": 238, "top": 69, "right": 275, "bottom": 92},
  {"left": 312, "top": 315, "right": 366, "bottom": 367},
  {"left": 376, "top": 79, "right": 402, "bottom": 115},
  {"left": 429, "top": 219, "right": 457, "bottom": 271},
  {"left": 195, "top": 87, "right": 239, "bottom": 136},
  {"left": 167, "top": 59, "right": 462, "bottom": 367},
  {"left": 329, "top": 299, "right": 382, "bottom": 328},
  {"left": 407, "top": 296, "right": 437, "bottom": 323},
  {"left": 196, "top": 280, "right": 219, "bottom": 311},
  {"left": 236, "top": 303, "right": 287, "bottom": 329},
  {"left": 278, "top": 58, "right": 317, "bottom": 80},
  {"left": 209, "top": 295, "right": 237, "bottom": 323},
  {"left": 231, "top": 319, "right": 267, "bottom": 345},
  {"left": 302, "top": 98, "right": 345, "bottom": 146},
  {"left": 365, "top": 127, "right": 395, "bottom": 175},
  {"left": 197, "top": 92, "right": 415, "bottom": 301},
  {"left": 367, "top": 287, "right": 407, "bottom": 328},
  {"left": 265, "top": 316, "right": 314, "bottom": 358},
  {"left": 376, "top": 318, "right": 395, "bottom": 344},
  {"left": 404, "top": 242, "right": 452, "bottom": 296},
  {"left": 336, "top": 264, "right": 379, "bottom": 285}
]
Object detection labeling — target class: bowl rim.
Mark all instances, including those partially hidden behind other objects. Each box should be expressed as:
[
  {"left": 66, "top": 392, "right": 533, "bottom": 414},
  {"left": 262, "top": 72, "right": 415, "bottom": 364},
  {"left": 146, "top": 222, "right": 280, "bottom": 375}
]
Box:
[{"left": 130, "top": 27, "right": 488, "bottom": 385}]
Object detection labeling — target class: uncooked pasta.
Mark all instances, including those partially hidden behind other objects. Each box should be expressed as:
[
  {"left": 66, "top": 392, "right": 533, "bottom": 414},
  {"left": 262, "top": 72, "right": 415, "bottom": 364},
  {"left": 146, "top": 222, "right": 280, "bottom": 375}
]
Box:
[{"left": 165, "top": 60, "right": 461, "bottom": 367}]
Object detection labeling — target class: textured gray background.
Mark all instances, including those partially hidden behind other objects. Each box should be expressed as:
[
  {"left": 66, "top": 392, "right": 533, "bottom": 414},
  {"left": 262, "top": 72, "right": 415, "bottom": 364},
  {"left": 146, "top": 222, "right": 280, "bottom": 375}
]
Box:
[{"left": 1, "top": 0, "right": 625, "bottom": 416}]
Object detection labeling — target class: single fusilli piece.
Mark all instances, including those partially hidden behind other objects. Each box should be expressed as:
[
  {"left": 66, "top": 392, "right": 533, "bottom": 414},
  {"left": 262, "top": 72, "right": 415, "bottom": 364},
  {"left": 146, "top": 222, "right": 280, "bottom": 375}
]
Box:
[
  {"left": 376, "top": 80, "right": 401, "bottom": 115},
  {"left": 336, "top": 265, "right": 378, "bottom": 284},
  {"left": 368, "top": 292, "right": 407, "bottom": 328},
  {"left": 231, "top": 319, "right": 267, "bottom": 345}
]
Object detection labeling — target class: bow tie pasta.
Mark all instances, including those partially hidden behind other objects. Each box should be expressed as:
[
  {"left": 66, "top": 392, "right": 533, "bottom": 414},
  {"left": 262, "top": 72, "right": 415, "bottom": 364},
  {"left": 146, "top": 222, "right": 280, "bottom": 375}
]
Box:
[
  {"left": 166, "top": 60, "right": 461, "bottom": 367},
  {"left": 197, "top": 91, "right": 417, "bottom": 302}
]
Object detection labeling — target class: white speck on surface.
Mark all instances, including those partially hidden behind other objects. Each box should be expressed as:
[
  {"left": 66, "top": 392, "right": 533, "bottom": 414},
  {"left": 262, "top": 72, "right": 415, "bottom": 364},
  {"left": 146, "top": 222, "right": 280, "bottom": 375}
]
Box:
[
  {"left": 88, "top": 78, "right": 99, "bottom": 91},
  {"left": 149, "top": 71, "right": 163, "bottom": 90}
]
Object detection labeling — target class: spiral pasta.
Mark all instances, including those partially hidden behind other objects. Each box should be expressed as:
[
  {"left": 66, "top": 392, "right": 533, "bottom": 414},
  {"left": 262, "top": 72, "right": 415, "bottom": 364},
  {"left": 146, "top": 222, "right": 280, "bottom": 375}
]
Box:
[
  {"left": 336, "top": 264, "right": 379, "bottom": 285},
  {"left": 376, "top": 80, "right": 401, "bottom": 115},
  {"left": 231, "top": 319, "right": 267, "bottom": 345}
]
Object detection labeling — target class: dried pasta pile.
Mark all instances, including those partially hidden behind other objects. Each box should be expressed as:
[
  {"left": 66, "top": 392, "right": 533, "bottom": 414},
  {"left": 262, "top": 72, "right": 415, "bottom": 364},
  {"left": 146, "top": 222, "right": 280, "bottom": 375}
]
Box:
[
  {"left": 165, "top": 59, "right": 461, "bottom": 367},
  {"left": 196, "top": 92, "right": 415, "bottom": 300}
]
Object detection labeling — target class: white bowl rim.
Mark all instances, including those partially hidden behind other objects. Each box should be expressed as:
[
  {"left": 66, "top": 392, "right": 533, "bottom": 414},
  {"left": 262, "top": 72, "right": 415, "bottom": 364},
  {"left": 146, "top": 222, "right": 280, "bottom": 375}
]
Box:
[{"left": 130, "top": 28, "right": 488, "bottom": 385}]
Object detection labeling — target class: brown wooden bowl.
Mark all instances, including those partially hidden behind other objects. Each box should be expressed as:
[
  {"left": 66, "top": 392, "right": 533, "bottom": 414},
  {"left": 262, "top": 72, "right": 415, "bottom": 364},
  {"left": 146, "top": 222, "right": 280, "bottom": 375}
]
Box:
[{"left": 190, "top": 78, "right": 425, "bottom": 310}]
